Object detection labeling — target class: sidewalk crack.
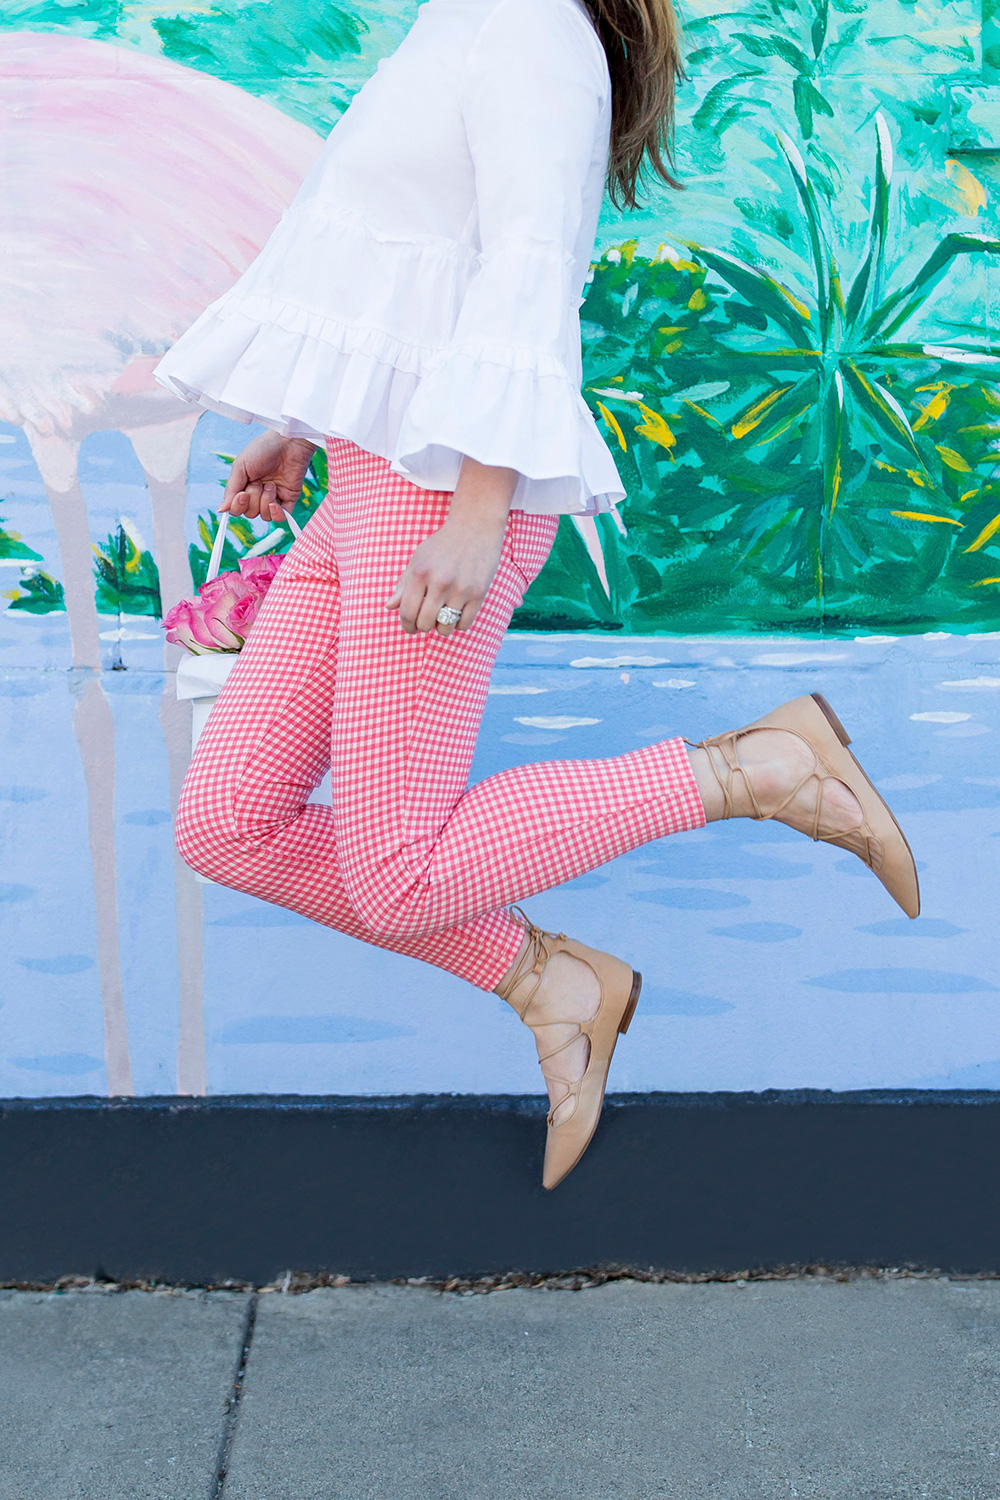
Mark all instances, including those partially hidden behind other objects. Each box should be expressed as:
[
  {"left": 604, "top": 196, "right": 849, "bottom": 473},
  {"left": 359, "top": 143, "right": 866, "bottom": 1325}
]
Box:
[{"left": 210, "top": 1291, "right": 259, "bottom": 1498}]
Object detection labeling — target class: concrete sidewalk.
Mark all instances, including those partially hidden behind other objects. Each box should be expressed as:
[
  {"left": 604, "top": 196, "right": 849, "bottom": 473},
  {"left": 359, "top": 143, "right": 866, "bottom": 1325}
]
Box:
[{"left": 2, "top": 1277, "right": 999, "bottom": 1499}]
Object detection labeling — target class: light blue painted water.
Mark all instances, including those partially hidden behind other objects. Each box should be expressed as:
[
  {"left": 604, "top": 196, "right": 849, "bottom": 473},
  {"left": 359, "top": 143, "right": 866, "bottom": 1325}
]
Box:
[
  {"left": 2, "top": 414, "right": 1000, "bottom": 1098},
  {"left": 3, "top": 626, "right": 999, "bottom": 1099}
]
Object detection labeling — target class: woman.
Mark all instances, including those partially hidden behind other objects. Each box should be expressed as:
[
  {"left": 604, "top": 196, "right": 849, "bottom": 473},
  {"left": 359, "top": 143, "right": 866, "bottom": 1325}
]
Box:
[{"left": 156, "top": 0, "right": 918, "bottom": 1189}]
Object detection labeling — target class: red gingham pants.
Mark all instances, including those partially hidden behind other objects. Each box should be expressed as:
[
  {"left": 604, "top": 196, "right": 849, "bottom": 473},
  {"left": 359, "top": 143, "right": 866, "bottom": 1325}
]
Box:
[{"left": 174, "top": 439, "right": 706, "bottom": 991}]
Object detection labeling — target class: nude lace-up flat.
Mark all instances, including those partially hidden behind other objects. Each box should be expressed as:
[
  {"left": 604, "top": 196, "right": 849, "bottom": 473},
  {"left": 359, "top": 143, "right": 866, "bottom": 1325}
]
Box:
[
  {"left": 690, "top": 692, "right": 920, "bottom": 918},
  {"left": 497, "top": 909, "right": 641, "bottom": 1190}
]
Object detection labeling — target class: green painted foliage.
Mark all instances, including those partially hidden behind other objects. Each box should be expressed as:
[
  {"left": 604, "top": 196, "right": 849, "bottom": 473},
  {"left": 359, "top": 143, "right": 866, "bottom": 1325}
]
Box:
[
  {"left": 0, "top": 511, "right": 42, "bottom": 565},
  {"left": 4, "top": 569, "right": 65, "bottom": 614},
  {"left": 93, "top": 523, "right": 162, "bottom": 617},
  {"left": 0, "top": 509, "right": 62, "bottom": 613},
  {"left": 515, "top": 120, "right": 1000, "bottom": 633}
]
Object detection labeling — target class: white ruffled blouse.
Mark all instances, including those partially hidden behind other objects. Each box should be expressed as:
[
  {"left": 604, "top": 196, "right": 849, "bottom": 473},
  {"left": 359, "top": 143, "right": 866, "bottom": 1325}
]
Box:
[{"left": 154, "top": 0, "right": 624, "bottom": 515}]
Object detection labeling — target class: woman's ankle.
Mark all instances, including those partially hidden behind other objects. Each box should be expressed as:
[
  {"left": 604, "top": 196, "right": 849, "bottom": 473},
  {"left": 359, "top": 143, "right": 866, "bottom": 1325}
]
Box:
[
  {"left": 494, "top": 935, "right": 533, "bottom": 1003},
  {"left": 688, "top": 730, "right": 811, "bottom": 823}
]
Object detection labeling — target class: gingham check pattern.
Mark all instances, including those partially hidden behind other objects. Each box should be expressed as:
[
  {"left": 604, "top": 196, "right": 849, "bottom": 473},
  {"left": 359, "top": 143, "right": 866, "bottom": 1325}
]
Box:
[{"left": 175, "top": 439, "right": 706, "bottom": 991}]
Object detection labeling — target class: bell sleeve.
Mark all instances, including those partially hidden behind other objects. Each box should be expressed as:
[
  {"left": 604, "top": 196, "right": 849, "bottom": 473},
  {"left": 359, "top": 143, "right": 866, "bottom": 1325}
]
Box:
[{"left": 392, "top": 0, "right": 624, "bottom": 513}]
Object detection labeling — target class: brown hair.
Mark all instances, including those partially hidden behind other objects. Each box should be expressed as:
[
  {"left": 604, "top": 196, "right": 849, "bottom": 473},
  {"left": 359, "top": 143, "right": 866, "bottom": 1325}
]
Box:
[{"left": 583, "top": 0, "right": 685, "bottom": 209}]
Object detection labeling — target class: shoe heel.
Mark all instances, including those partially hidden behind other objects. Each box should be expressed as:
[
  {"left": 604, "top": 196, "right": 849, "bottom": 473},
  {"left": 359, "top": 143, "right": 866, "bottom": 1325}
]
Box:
[
  {"left": 811, "top": 692, "right": 851, "bottom": 747},
  {"left": 618, "top": 972, "right": 642, "bottom": 1034}
]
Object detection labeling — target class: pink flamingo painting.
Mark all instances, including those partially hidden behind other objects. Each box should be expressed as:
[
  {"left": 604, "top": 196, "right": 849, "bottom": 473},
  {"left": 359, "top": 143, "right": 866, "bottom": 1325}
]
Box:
[{"left": 0, "top": 32, "right": 322, "bottom": 1094}]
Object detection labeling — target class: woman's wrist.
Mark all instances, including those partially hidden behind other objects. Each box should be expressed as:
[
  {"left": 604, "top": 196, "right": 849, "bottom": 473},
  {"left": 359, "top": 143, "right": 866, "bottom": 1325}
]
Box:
[{"left": 447, "top": 456, "right": 517, "bottom": 534}]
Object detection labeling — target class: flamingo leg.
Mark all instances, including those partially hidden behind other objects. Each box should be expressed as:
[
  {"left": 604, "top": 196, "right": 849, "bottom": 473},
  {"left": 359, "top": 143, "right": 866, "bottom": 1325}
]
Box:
[
  {"left": 128, "top": 414, "right": 208, "bottom": 1096},
  {"left": 22, "top": 428, "right": 135, "bottom": 1094},
  {"left": 125, "top": 413, "right": 201, "bottom": 644},
  {"left": 72, "top": 676, "right": 135, "bottom": 1097},
  {"left": 26, "top": 430, "right": 101, "bottom": 672}
]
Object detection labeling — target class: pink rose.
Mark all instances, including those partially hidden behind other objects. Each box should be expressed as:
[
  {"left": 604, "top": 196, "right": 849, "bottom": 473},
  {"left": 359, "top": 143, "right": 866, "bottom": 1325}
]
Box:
[
  {"left": 238, "top": 553, "right": 284, "bottom": 597},
  {"left": 164, "top": 597, "right": 228, "bottom": 655},
  {"left": 228, "top": 591, "right": 260, "bottom": 638},
  {"left": 197, "top": 572, "right": 250, "bottom": 609},
  {"left": 163, "top": 553, "right": 285, "bottom": 655},
  {"left": 197, "top": 570, "right": 255, "bottom": 649}
]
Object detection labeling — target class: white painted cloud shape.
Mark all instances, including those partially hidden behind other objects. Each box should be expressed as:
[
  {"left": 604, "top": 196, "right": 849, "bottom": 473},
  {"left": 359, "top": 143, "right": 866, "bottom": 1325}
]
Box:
[{"left": 514, "top": 716, "right": 602, "bottom": 729}]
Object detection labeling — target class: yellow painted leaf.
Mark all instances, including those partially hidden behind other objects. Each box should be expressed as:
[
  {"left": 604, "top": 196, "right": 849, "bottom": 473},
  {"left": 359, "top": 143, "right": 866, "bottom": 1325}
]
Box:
[
  {"left": 604, "top": 240, "right": 637, "bottom": 267},
  {"left": 634, "top": 403, "right": 676, "bottom": 452},
  {"left": 912, "top": 384, "right": 954, "bottom": 430},
  {"left": 1, "top": 588, "right": 19, "bottom": 601},
  {"left": 972, "top": 577, "right": 1000, "bottom": 586},
  {"left": 654, "top": 243, "right": 700, "bottom": 273},
  {"left": 731, "top": 385, "right": 794, "bottom": 440},
  {"left": 749, "top": 404, "right": 813, "bottom": 448},
  {"left": 956, "top": 424, "right": 1000, "bottom": 437},
  {"left": 874, "top": 460, "right": 900, "bottom": 474},
  {"left": 687, "top": 288, "right": 707, "bottom": 311},
  {"left": 596, "top": 401, "right": 627, "bottom": 451},
  {"left": 829, "top": 265, "right": 845, "bottom": 315},
  {"left": 963, "top": 511, "right": 1000, "bottom": 553},
  {"left": 936, "top": 445, "right": 973, "bottom": 472},
  {"left": 683, "top": 399, "right": 722, "bottom": 426},
  {"left": 662, "top": 340, "right": 683, "bottom": 355},
  {"left": 737, "top": 348, "right": 820, "bottom": 360},
  {"left": 945, "top": 158, "right": 986, "bottom": 217},
  {"left": 958, "top": 489, "right": 981, "bottom": 505},
  {"left": 829, "top": 452, "right": 842, "bottom": 514},
  {"left": 890, "top": 510, "right": 964, "bottom": 526},
  {"left": 904, "top": 469, "right": 929, "bottom": 488},
  {"left": 777, "top": 284, "right": 811, "bottom": 320}
]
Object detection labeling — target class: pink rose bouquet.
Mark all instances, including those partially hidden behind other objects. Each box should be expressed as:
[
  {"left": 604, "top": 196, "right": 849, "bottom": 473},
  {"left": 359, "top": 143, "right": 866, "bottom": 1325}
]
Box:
[{"left": 163, "top": 553, "right": 285, "bottom": 655}]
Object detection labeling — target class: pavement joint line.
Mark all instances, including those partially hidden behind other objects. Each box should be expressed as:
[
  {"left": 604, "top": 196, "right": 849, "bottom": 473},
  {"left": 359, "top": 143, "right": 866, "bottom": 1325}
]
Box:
[{"left": 210, "top": 1290, "right": 259, "bottom": 1500}]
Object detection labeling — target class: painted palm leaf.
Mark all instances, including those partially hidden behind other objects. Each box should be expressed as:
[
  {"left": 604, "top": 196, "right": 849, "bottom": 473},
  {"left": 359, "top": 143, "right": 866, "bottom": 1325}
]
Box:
[
  {"left": 845, "top": 113, "right": 893, "bottom": 330},
  {"left": 865, "top": 235, "right": 1000, "bottom": 341},
  {"left": 688, "top": 244, "right": 815, "bottom": 344}
]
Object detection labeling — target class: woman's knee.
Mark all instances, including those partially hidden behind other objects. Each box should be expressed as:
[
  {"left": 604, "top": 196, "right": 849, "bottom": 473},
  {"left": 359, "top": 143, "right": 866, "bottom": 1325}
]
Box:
[
  {"left": 340, "top": 869, "right": 430, "bottom": 942},
  {"left": 173, "top": 769, "right": 241, "bottom": 878}
]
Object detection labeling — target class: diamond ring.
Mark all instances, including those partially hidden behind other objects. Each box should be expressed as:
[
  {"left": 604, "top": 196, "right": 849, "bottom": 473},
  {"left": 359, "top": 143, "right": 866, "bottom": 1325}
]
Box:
[{"left": 436, "top": 605, "right": 462, "bottom": 627}]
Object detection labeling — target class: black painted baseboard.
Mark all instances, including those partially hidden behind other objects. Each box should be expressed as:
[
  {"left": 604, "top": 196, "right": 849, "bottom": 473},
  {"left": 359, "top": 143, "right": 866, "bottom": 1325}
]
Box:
[{"left": 3, "top": 1091, "right": 1000, "bottom": 1283}]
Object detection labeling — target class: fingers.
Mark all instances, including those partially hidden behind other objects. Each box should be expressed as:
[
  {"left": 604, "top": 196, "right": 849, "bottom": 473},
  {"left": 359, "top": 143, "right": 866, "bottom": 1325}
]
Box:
[
  {"left": 263, "top": 488, "right": 290, "bottom": 524},
  {"left": 222, "top": 482, "right": 285, "bottom": 522},
  {"left": 430, "top": 598, "right": 477, "bottom": 637},
  {"left": 415, "top": 584, "right": 450, "bottom": 636},
  {"left": 390, "top": 572, "right": 427, "bottom": 635},
  {"left": 221, "top": 454, "right": 249, "bottom": 513},
  {"left": 387, "top": 572, "right": 468, "bottom": 637},
  {"left": 453, "top": 600, "right": 480, "bottom": 632}
]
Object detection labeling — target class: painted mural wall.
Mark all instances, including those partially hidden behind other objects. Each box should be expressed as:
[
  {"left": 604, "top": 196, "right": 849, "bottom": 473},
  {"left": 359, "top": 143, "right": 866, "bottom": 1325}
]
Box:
[{"left": 1, "top": 0, "right": 998, "bottom": 1100}]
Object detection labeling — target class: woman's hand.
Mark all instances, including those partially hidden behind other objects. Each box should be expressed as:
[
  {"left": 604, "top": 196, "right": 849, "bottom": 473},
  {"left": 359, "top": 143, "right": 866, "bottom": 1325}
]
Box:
[
  {"left": 387, "top": 515, "right": 505, "bottom": 635},
  {"left": 387, "top": 458, "right": 518, "bottom": 635},
  {"left": 221, "top": 432, "right": 317, "bottom": 523}
]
